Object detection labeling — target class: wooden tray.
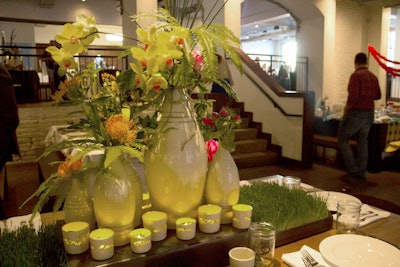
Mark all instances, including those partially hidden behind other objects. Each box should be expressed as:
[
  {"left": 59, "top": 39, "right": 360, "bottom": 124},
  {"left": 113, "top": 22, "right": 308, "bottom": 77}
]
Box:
[{"left": 67, "top": 215, "right": 333, "bottom": 267}]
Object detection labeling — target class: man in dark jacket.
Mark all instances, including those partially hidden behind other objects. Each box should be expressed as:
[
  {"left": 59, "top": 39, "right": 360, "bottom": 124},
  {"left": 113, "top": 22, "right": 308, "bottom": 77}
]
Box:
[{"left": 0, "top": 65, "right": 20, "bottom": 171}]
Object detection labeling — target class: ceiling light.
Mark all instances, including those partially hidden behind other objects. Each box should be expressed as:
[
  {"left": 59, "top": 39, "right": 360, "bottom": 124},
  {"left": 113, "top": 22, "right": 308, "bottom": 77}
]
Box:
[{"left": 255, "top": 25, "right": 259, "bottom": 28}]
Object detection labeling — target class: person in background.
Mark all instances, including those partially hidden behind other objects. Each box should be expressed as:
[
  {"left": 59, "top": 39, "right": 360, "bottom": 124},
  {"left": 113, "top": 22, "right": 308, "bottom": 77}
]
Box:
[
  {"left": 0, "top": 65, "right": 20, "bottom": 171},
  {"left": 211, "top": 54, "right": 233, "bottom": 95},
  {"left": 338, "top": 52, "right": 381, "bottom": 179},
  {"left": 278, "top": 64, "right": 289, "bottom": 89}
]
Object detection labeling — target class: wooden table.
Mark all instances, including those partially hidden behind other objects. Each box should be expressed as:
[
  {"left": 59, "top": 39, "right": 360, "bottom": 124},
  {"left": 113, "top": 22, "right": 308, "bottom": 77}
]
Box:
[
  {"left": 41, "top": 210, "right": 400, "bottom": 266},
  {"left": 276, "top": 213, "right": 400, "bottom": 266}
]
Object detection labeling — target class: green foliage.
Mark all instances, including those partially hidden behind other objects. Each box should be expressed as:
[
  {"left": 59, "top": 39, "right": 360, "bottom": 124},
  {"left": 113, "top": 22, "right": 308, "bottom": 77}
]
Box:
[
  {"left": 197, "top": 107, "right": 242, "bottom": 152},
  {"left": 0, "top": 225, "right": 67, "bottom": 267},
  {"left": 239, "top": 182, "right": 330, "bottom": 232}
]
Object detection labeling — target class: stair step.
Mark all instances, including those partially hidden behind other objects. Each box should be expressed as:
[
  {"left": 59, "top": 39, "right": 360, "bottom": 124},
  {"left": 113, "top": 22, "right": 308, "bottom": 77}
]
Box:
[
  {"left": 233, "top": 151, "right": 278, "bottom": 168},
  {"left": 230, "top": 107, "right": 241, "bottom": 115},
  {"left": 233, "top": 139, "right": 268, "bottom": 154},
  {"left": 234, "top": 128, "right": 258, "bottom": 140},
  {"left": 240, "top": 117, "right": 250, "bottom": 128}
]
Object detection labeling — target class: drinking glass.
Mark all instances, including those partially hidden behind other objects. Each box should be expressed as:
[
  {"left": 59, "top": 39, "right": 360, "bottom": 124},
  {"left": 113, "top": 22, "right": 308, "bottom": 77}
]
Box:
[
  {"left": 248, "top": 222, "right": 276, "bottom": 265},
  {"left": 336, "top": 200, "right": 361, "bottom": 234}
]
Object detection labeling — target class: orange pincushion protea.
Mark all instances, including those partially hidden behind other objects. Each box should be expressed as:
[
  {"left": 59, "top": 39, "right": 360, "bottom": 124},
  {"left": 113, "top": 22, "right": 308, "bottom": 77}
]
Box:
[
  {"left": 58, "top": 156, "right": 83, "bottom": 178},
  {"left": 105, "top": 114, "right": 137, "bottom": 144}
]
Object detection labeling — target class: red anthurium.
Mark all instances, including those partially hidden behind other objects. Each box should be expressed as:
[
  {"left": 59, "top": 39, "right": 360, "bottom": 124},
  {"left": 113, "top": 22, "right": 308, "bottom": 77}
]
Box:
[{"left": 206, "top": 139, "right": 219, "bottom": 162}]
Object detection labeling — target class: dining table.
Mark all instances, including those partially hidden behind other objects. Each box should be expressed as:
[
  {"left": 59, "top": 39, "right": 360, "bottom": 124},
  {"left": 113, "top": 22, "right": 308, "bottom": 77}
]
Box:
[
  {"left": 34, "top": 176, "right": 400, "bottom": 267},
  {"left": 313, "top": 115, "right": 400, "bottom": 173}
]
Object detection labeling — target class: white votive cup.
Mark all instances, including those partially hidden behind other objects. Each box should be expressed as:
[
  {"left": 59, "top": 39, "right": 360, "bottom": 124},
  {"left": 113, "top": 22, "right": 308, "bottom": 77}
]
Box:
[
  {"left": 229, "top": 247, "right": 256, "bottom": 267},
  {"left": 232, "top": 204, "right": 253, "bottom": 229},
  {"left": 176, "top": 217, "right": 196, "bottom": 240},
  {"left": 61, "top": 221, "right": 90, "bottom": 255},
  {"left": 142, "top": 211, "right": 168, "bottom": 241},
  {"left": 89, "top": 228, "right": 114, "bottom": 261},
  {"left": 130, "top": 228, "right": 152, "bottom": 253},
  {"left": 197, "top": 204, "right": 221, "bottom": 234}
]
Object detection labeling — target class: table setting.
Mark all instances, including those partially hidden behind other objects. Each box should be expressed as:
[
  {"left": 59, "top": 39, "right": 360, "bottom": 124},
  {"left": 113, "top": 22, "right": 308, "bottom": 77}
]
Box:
[{"left": 274, "top": 178, "right": 399, "bottom": 267}]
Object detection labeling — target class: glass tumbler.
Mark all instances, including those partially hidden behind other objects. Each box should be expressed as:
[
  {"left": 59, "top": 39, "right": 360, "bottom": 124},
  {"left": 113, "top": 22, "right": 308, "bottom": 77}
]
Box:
[
  {"left": 336, "top": 199, "right": 362, "bottom": 234},
  {"left": 248, "top": 222, "right": 276, "bottom": 265}
]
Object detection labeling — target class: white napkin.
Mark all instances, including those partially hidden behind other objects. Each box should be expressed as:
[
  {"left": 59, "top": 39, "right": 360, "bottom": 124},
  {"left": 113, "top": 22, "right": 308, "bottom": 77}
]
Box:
[
  {"left": 0, "top": 213, "right": 42, "bottom": 233},
  {"left": 282, "top": 245, "right": 331, "bottom": 267},
  {"left": 332, "top": 204, "right": 391, "bottom": 227}
]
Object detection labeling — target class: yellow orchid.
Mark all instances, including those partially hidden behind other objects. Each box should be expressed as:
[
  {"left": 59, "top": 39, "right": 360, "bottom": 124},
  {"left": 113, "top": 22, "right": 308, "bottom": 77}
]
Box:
[
  {"left": 54, "top": 15, "right": 99, "bottom": 55},
  {"left": 45, "top": 46, "right": 78, "bottom": 75},
  {"left": 129, "top": 62, "right": 147, "bottom": 90},
  {"left": 146, "top": 73, "right": 168, "bottom": 92}
]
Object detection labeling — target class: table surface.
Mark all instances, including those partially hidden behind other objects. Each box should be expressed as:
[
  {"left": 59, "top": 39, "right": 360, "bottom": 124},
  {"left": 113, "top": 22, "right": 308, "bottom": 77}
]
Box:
[{"left": 40, "top": 203, "right": 400, "bottom": 266}]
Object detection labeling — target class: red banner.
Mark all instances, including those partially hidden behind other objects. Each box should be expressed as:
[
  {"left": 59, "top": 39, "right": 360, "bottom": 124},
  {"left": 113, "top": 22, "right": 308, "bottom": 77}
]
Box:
[{"left": 368, "top": 45, "right": 400, "bottom": 77}]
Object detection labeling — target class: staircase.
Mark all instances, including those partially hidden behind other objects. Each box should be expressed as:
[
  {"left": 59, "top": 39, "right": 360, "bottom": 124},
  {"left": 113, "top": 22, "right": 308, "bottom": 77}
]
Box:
[{"left": 204, "top": 93, "right": 281, "bottom": 169}]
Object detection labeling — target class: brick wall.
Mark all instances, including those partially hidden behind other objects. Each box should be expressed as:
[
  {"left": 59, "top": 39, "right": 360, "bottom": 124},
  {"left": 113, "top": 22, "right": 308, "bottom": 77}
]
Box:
[{"left": 14, "top": 103, "right": 83, "bottom": 162}]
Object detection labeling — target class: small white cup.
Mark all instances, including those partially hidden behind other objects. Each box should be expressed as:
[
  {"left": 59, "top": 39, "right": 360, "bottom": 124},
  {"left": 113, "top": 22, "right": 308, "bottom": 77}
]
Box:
[
  {"left": 176, "top": 217, "right": 196, "bottom": 240},
  {"left": 130, "top": 228, "right": 152, "bottom": 253},
  {"left": 232, "top": 204, "right": 253, "bottom": 229},
  {"left": 142, "top": 211, "right": 168, "bottom": 241},
  {"left": 197, "top": 204, "right": 221, "bottom": 234},
  {"left": 89, "top": 228, "right": 114, "bottom": 261},
  {"left": 61, "top": 221, "right": 90, "bottom": 255},
  {"left": 229, "top": 247, "right": 255, "bottom": 267}
]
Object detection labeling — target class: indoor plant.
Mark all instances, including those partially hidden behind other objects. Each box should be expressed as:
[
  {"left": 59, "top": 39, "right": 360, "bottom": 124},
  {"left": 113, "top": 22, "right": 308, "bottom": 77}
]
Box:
[{"left": 199, "top": 107, "right": 242, "bottom": 223}]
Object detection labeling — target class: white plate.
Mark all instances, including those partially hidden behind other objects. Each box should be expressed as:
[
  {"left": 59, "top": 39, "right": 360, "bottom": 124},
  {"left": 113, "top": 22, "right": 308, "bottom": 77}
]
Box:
[
  {"left": 319, "top": 234, "right": 400, "bottom": 267},
  {"left": 311, "top": 191, "right": 361, "bottom": 211}
]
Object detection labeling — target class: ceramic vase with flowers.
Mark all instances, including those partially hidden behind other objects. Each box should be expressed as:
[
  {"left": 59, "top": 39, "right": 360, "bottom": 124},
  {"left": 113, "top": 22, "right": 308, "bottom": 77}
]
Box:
[
  {"left": 199, "top": 108, "right": 242, "bottom": 224},
  {"left": 128, "top": 2, "right": 243, "bottom": 228},
  {"left": 144, "top": 87, "right": 208, "bottom": 228}
]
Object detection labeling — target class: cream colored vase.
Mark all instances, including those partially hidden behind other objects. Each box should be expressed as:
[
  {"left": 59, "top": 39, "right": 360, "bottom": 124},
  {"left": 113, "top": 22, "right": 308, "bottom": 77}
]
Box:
[
  {"left": 63, "top": 177, "right": 96, "bottom": 231},
  {"left": 93, "top": 154, "right": 143, "bottom": 246},
  {"left": 144, "top": 88, "right": 208, "bottom": 229},
  {"left": 205, "top": 146, "right": 240, "bottom": 224}
]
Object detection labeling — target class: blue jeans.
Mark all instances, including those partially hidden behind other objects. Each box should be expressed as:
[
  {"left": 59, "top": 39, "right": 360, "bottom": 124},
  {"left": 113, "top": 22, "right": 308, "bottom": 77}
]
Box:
[{"left": 337, "top": 110, "right": 374, "bottom": 177}]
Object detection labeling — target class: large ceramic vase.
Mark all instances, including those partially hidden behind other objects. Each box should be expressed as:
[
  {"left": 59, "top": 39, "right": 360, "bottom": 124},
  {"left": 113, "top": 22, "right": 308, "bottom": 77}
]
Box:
[
  {"left": 144, "top": 87, "right": 208, "bottom": 229},
  {"left": 63, "top": 177, "right": 96, "bottom": 231},
  {"left": 205, "top": 146, "right": 240, "bottom": 224},
  {"left": 93, "top": 154, "right": 143, "bottom": 246}
]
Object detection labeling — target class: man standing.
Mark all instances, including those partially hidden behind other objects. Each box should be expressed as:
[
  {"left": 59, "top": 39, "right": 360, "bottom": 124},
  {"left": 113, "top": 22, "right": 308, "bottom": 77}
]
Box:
[
  {"left": 338, "top": 52, "right": 381, "bottom": 179},
  {"left": 0, "top": 65, "right": 20, "bottom": 171}
]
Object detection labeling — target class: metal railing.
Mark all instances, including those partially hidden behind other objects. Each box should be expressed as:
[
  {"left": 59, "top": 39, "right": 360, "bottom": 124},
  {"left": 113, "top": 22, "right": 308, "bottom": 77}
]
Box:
[
  {"left": 246, "top": 53, "right": 309, "bottom": 92},
  {"left": 0, "top": 45, "right": 128, "bottom": 72}
]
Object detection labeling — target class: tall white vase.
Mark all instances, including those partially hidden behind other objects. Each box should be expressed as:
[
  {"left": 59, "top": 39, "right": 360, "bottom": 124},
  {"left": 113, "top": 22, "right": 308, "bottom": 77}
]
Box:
[{"left": 144, "top": 87, "right": 208, "bottom": 229}]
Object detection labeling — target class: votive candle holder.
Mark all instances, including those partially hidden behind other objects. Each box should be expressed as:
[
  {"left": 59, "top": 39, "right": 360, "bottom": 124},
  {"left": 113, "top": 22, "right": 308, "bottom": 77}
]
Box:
[
  {"left": 232, "top": 204, "right": 253, "bottom": 229},
  {"left": 130, "top": 228, "right": 152, "bottom": 253},
  {"left": 197, "top": 204, "right": 221, "bottom": 234},
  {"left": 61, "top": 221, "right": 90, "bottom": 255},
  {"left": 175, "top": 217, "right": 196, "bottom": 240},
  {"left": 89, "top": 228, "right": 114, "bottom": 261},
  {"left": 142, "top": 211, "right": 168, "bottom": 241}
]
